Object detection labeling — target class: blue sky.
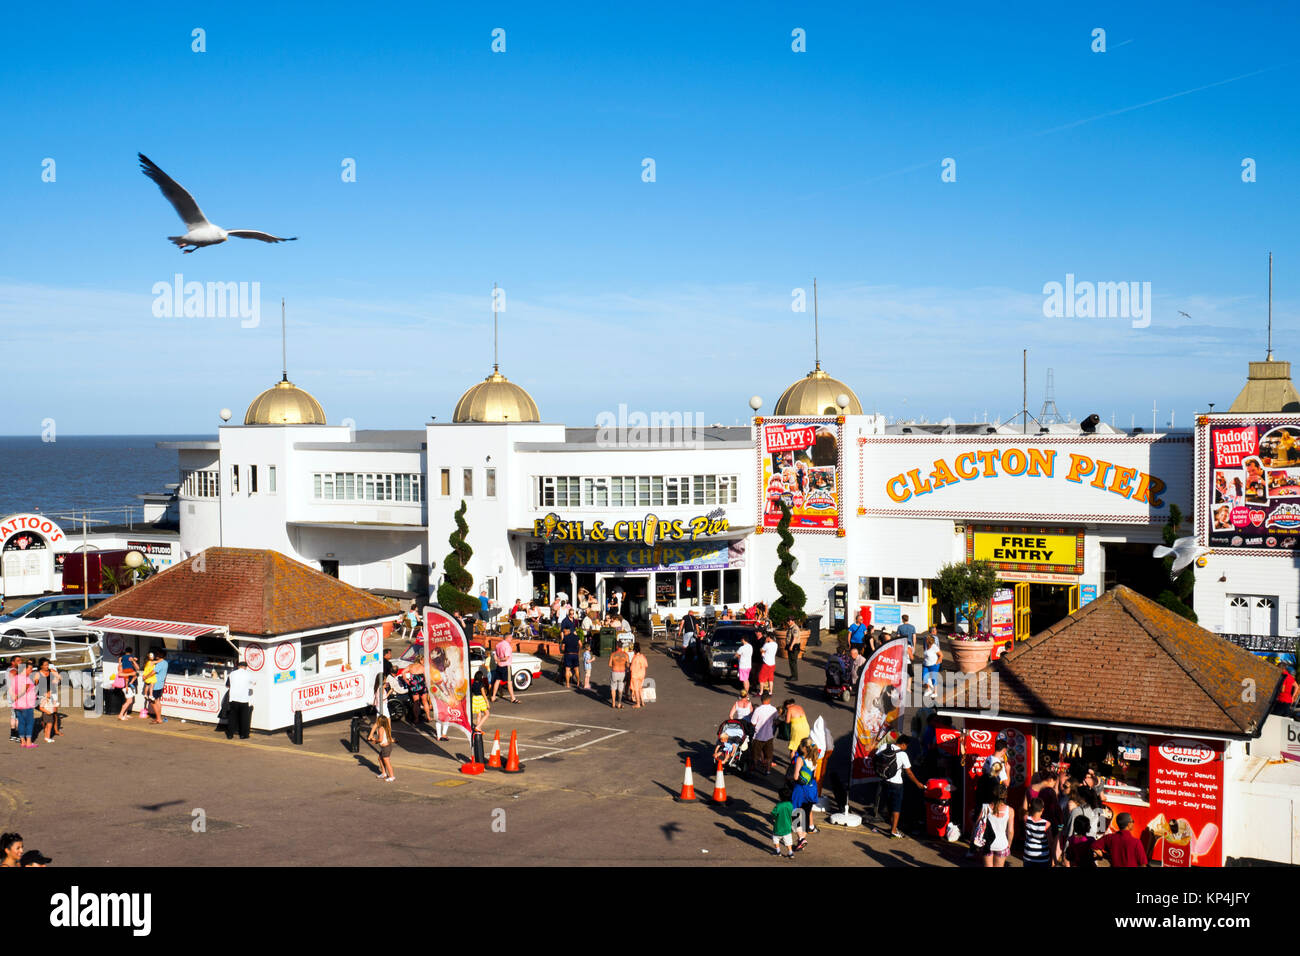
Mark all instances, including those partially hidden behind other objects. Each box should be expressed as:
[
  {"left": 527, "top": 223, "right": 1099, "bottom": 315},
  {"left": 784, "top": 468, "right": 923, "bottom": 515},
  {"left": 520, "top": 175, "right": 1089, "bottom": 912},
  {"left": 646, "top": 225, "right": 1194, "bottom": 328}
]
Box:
[{"left": 2, "top": 1, "right": 1297, "bottom": 434}]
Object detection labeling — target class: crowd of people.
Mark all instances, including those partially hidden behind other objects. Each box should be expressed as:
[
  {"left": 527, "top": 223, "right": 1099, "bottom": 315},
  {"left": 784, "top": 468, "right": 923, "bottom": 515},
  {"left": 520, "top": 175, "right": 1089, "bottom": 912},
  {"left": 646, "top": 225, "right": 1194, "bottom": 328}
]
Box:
[{"left": 4, "top": 655, "right": 66, "bottom": 747}]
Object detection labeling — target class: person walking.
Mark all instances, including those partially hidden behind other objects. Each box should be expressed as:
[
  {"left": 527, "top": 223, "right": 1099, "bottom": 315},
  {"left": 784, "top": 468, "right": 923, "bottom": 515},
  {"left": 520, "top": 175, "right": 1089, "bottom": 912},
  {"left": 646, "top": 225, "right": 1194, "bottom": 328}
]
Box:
[
  {"left": 5, "top": 657, "right": 18, "bottom": 742},
  {"left": 116, "top": 648, "right": 140, "bottom": 720},
  {"left": 581, "top": 644, "right": 594, "bottom": 690},
  {"left": 148, "top": 649, "right": 169, "bottom": 724},
  {"left": 848, "top": 615, "right": 867, "bottom": 652},
  {"left": 34, "top": 659, "right": 61, "bottom": 742},
  {"left": 785, "top": 624, "right": 802, "bottom": 683},
  {"left": 897, "top": 614, "right": 917, "bottom": 660},
  {"left": 373, "top": 715, "right": 396, "bottom": 781},
  {"left": 921, "top": 632, "right": 943, "bottom": 700},
  {"left": 490, "top": 635, "right": 518, "bottom": 704},
  {"left": 974, "top": 782, "right": 1015, "bottom": 867},
  {"left": 750, "top": 692, "right": 779, "bottom": 774},
  {"left": 368, "top": 672, "right": 392, "bottom": 744},
  {"left": 678, "top": 609, "right": 699, "bottom": 659},
  {"left": 139, "top": 651, "right": 157, "bottom": 720},
  {"left": 772, "top": 787, "right": 796, "bottom": 859},
  {"left": 470, "top": 664, "right": 492, "bottom": 733},
  {"left": 790, "top": 739, "right": 821, "bottom": 845},
  {"left": 559, "top": 609, "right": 581, "bottom": 689},
  {"left": 728, "top": 691, "right": 754, "bottom": 723},
  {"left": 629, "top": 642, "right": 649, "bottom": 708},
  {"left": 608, "top": 642, "right": 630, "bottom": 708},
  {"left": 1097, "top": 812, "right": 1149, "bottom": 867},
  {"left": 758, "top": 632, "right": 778, "bottom": 695},
  {"left": 734, "top": 635, "right": 754, "bottom": 693},
  {"left": 779, "top": 699, "right": 808, "bottom": 763},
  {"left": 12, "top": 659, "right": 36, "bottom": 749},
  {"left": 876, "top": 735, "right": 925, "bottom": 838},
  {"left": 1022, "top": 797, "right": 1052, "bottom": 868},
  {"left": 1064, "top": 815, "right": 1098, "bottom": 867},
  {"left": 225, "top": 659, "right": 255, "bottom": 740}
]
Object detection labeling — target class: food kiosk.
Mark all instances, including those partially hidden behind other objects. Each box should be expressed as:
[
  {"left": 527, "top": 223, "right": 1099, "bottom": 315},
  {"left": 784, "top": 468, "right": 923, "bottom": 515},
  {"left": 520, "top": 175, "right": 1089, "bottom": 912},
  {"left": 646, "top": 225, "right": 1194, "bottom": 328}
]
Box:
[
  {"left": 936, "top": 585, "right": 1281, "bottom": 866},
  {"left": 83, "top": 548, "right": 399, "bottom": 732}
]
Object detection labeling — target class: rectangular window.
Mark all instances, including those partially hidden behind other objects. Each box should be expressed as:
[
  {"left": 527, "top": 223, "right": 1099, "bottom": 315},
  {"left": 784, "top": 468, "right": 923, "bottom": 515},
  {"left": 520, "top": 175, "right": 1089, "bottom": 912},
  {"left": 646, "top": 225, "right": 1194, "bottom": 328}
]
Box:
[
  {"left": 897, "top": 579, "right": 920, "bottom": 604},
  {"left": 463, "top": 468, "right": 473, "bottom": 497},
  {"left": 651, "top": 476, "right": 664, "bottom": 506},
  {"left": 723, "top": 568, "right": 741, "bottom": 605},
  {"left": 249, "top": 465, "right": 258, "bottom": 494},
  {"left": 868, "top": 577, "right": 880, "bottom": 601},
  {"left": 591, "top": 476, "right": 608, "bottom": 507},
  {"left": 610, "top": 476, "right": 624, "bottom": 508},
  {"left": 231, "top": 465, "right": 239, "bottom": 494},
  {"left": 881, "top": 577, "right": 897, "bottom": 599},
  {"left": 719, "top": 475, "right": 736, "bottom": 503},
  {"left": 665, "top": 476, "right": 682, "bottom": 507},
  {"left": 268, "top": 466, "right": 276, "bottom": 494},
  {"left": 440, "top": 468, "right": 451, "bottom": 497},
  {"left": 693, "top": 476, "right": 706, "bottom": 506},
  {"left": 486, "top": 468, "right": 497, "bottom": 499},
  {"left": 582, "top": 477, "right": 595, "bottom": 507},
  {"left": 345, "top": 473, "right": 355, "bottom": 500}
]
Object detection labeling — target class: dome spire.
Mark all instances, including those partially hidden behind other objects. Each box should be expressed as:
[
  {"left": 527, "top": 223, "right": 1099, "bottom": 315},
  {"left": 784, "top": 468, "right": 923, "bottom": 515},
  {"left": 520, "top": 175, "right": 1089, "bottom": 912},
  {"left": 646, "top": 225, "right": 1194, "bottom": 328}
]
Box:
[
  {"left": 492, "top": 281, "right": 500, "bottom": 373},
  {"left": 813, "top": 277, "right": 820, "bottom": 372},
  {"left": 281, "top": 297, "right": 288, "bottom": 382}
]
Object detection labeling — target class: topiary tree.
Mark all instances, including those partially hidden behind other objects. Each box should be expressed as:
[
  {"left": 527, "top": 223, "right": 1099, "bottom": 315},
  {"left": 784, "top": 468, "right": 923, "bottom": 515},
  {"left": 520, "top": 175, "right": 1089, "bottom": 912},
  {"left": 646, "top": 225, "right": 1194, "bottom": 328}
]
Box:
[
  {"left": 1156, "top": 503, "right": 1197, "bottom": 623},
  {"left": 930, "top": 560, "right": 1001, "bottom": 636},
  {"left": 437, "top": 500, "right": 481, "bottom": 616},
  {"left": 768, "top": 499, "right": 807, "bottom": 631}
]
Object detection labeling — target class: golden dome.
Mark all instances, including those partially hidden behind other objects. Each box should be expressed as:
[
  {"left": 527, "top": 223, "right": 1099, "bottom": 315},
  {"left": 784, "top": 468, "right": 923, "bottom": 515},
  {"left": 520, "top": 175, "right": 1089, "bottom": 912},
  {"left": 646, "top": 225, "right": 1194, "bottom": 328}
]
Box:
[
  {"left": 452, "top": 367, "right": 540, "bottom": 423},
  {"left": 244, "top": 376, "right": 327, "bottom": 425},
  {"left": 773, "top": 364, "right": 863, "bottom": 416}
]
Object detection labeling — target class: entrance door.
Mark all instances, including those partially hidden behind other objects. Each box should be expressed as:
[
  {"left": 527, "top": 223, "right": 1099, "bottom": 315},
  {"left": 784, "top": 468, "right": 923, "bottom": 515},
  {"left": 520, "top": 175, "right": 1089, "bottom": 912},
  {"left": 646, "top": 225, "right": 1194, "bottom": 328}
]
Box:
[
  {"left": 609, "top": 576, "right": 649, "bottom": 629},
  {"left": 1067, "top": 584, "right": 1080, "bottom": 614},
  {"left": 1014, "top": 583, "right": 1031, "bottom": 640}
]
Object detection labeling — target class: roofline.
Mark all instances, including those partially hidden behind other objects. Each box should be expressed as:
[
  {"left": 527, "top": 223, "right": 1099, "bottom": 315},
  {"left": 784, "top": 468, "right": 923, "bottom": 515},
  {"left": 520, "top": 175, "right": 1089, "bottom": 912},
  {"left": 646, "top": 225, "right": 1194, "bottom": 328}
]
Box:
[
  {"left": 512, "top": 442, "right": 755, "bottom": 452},
  {"left": 932, "top": 709, "right": 1256, "bottom": 742}
]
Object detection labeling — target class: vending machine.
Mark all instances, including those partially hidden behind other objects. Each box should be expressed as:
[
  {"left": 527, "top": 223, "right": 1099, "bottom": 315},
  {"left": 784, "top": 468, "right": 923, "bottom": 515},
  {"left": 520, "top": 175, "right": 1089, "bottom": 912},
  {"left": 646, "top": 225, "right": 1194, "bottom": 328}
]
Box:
[{"left": 829, "top": 584, "right": 848, "bottom": 631}]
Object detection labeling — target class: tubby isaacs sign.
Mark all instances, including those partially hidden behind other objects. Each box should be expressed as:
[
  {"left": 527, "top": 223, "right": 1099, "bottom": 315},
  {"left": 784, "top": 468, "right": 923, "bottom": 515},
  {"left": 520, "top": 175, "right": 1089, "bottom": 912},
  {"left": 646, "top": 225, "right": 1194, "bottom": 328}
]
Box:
[{"left": 858, "top": 435, "right": 1190, "bottom": 524}]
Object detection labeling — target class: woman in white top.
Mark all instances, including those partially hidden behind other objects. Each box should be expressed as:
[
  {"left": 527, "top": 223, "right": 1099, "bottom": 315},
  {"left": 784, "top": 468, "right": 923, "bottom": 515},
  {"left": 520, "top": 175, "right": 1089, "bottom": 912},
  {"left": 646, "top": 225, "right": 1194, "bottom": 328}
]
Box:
[
  {"left": 978, "top": 782, "right": 1015, "bottom": 867},
  {"left": 922, "top": 633, "right": 943, "bottom": 697},
  {"left": 728, "top": 691, "right": 754, "bottom": 723}
]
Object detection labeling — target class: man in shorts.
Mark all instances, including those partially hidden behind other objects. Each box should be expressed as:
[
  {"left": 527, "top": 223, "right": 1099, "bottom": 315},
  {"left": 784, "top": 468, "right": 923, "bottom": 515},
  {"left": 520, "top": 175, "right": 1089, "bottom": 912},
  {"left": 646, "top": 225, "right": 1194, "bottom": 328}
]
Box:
[
  {"left": 490, "top": 635, "right": 518, "bottom": 704},
  {"left": 758, "top": 633, "right": 778, "bottom": 694},
  {"left": 608, "top": 643, "right": 630, "bottom": 708},
  {"left": 734, "top": 636, "right": 754, "bottom": 693},
  {"left": 559, "top": 610, "right": 581, "bottom": 689}
]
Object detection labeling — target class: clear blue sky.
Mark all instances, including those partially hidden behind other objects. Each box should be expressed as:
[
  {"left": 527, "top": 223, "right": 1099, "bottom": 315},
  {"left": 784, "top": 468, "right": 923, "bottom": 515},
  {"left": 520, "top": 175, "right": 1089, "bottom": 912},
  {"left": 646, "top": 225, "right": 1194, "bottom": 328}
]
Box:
[{"left": 2, "top": 1, "right": 1297, "bottom": 434}]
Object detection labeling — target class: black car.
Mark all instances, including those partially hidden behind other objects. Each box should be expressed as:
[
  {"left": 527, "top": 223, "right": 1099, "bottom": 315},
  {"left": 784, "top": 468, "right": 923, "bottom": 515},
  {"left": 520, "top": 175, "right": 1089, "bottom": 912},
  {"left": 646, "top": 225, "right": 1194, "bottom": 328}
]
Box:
[{"left": 695, "top": 622, "right": 763, "bottom": 684}]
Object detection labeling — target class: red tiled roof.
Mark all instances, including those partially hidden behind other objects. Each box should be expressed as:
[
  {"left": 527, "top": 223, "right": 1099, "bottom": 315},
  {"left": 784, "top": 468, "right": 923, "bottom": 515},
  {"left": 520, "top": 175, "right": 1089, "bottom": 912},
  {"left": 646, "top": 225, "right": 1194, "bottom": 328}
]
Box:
[
  {"left": 940, "top": 585, "right": 1282, "bottom": 737},
  {"left": 83, "top": 548, "right": 397, "bottom": 637}
]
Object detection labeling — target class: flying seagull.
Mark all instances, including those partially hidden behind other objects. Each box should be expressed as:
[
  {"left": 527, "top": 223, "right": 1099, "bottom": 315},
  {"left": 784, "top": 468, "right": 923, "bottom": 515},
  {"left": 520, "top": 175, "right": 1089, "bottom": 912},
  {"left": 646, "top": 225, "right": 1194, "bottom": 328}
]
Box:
[
  {"left": 138, "top": 153, "right": 297, "bottom": 253},
  {"left": 1178, "top": 310, "right": 1192, "bottom": 318},
  {"left": 1153, "top": 535, "right": 1209, "bottom": 578}
]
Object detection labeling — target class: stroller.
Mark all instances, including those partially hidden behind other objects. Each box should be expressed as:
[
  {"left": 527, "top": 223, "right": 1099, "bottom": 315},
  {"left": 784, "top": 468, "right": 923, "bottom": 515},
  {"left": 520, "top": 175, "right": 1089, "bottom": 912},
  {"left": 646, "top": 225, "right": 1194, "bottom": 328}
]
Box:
[
  {"left": 712, "top": 718, "right": 754, "bottom": 774},
  {"left": 825, "top": 653, "right": 853, "bottom": 703}
]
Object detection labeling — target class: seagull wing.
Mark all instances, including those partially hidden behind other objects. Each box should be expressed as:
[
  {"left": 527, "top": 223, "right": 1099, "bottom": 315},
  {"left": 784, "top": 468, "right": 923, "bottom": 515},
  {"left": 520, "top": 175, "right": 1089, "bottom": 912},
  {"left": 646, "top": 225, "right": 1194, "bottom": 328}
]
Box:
[
  {"left": 138, "top": 153, "right": 210, "bottom": 230},
  {"left": 1152, "top": 545, "right": 1174, "bottom": 559},
  {"left": 226, "top": 230, "right": 298, "bottom": 244}
]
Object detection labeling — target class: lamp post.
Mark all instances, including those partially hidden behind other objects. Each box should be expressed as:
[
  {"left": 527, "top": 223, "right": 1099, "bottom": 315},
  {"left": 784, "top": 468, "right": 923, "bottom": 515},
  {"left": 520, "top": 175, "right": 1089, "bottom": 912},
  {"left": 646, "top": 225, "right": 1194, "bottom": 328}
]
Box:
[{"left": 218, "top": 408, "right": 231, "bottom": 548}]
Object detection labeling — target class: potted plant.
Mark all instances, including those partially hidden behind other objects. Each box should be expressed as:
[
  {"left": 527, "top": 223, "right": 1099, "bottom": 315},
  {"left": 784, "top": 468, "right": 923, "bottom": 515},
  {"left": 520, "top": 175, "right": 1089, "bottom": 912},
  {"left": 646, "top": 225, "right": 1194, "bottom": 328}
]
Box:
[
  {"left": 930, "top": 560, "right": 1001, "bottom": 673},
  {"left": 768, "top": 500, "right": 808, "bottom": 658}
]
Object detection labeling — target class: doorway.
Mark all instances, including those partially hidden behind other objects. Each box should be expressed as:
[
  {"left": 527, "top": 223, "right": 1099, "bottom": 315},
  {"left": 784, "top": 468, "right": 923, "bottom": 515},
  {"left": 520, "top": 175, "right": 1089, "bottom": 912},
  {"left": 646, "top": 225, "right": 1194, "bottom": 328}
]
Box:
[
  {"left": 1027, "top": 583, "right": 1074, "bottom": 634},
  {"left": 606, "top": 575, "right": 649, "bottom": 629}
]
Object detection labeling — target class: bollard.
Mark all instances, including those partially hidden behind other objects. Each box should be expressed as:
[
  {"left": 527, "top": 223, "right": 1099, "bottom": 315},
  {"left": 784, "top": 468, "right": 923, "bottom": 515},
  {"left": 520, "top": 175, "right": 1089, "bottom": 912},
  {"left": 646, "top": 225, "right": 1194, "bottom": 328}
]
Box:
[
  {"left": 472, "top": 730, "right": 486, "bottom": 764},
  {"left": 292, "top": 710, "right": 303, "bottom": 746},
  {"left": 349, "top": 715, "right": 363, "bottom": 753}
]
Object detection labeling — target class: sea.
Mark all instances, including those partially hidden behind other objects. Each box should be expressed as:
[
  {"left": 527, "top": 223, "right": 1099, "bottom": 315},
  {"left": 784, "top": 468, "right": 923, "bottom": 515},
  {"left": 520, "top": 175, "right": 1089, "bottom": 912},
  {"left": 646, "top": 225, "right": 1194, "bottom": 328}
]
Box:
[{"left": 0, "top": 435, "right": 206, "bottom": 522}]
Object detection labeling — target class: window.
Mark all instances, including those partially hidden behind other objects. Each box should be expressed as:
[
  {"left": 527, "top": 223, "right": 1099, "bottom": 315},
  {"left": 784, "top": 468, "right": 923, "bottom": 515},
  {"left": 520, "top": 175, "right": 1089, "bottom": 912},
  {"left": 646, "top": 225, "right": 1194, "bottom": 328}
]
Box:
[
  {"left": 867, "top": 577, "right": 880, "bottom": 601},
  {"left": 651, "top": 476, "right": 664, "bottom": 506},
  {"left": 861, "top": 576, "right": 921, "bottom": 604},
  {"left": 486, "top": 468, "right": 497, "bottom": 499},
  {"left": 181, "top": 470, "right": 219, "bottom": 498},
  {"left": 897, "top": 578, "right": 920, "bottom": 604},
  {"left": 723, "top": 568, "right": 741, "bottom": 605},
  {"left": 230, "top": 465, "right": 239, "bottom": 494},
  {"left": 463, "top": 468, "right": 473, "bottom": 497},
  {"left": 666, "top": 476, "right": 689, "bottom": 506},
  {"left": 249, "top": 465, "right": 258, "bottom": 494},
  {"left": 1226, "top": 594, "right": 1276, "bottom": 635},
  {"left": 531, "top": 474, "right": 742, "bottom": 509},
  {"left": 440, "top": 469, "right": 451, "bottom": 497},
  {"left": 310, "top": 473, "right": 424, "bottom": 503},
  {"left": 268, "top": 466, "right": 276, "bottom": 494}
]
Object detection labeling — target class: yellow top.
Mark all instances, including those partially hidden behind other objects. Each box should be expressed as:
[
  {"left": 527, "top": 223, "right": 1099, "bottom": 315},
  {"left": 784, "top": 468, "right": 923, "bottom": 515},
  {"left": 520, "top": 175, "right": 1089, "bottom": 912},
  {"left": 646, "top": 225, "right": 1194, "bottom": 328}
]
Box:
[
  {"left": 773, "top": 364, "right": 862, "bottom": 416},
  {"left": 452, "top": 367, "right": 540, "bottom": 423},
  {"left": 244, "top": 377, "right": 327, "bottom": 425}
]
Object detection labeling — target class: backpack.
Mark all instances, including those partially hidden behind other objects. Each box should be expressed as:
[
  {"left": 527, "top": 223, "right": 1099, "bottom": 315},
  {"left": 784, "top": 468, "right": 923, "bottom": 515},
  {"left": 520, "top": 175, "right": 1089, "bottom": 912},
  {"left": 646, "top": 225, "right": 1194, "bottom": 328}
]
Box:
[{"left": 873, "top": 745, "right": 900, "bottom": 780}]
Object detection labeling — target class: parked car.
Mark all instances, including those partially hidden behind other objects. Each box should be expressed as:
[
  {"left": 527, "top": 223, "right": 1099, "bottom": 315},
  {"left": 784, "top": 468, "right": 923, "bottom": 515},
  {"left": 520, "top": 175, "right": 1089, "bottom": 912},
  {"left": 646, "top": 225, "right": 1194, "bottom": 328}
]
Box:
[
  {"left": 0, "top": 593, "right": 112, "bottom": 649},
  {"left": 696, "top": 623, "right": 764, "bottom": 685}
]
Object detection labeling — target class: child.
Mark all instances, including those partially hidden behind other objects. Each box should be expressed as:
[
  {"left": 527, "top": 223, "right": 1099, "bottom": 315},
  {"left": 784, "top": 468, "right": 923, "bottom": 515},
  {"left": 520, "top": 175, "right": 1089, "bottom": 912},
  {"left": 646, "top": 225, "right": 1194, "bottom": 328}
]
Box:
[
  {"left": 1022, "top": 797, "right": 1052, "bottom": 867},
  {"left": 1065, "top": 815, "right": 1097, "bottom": 867},
  {"left": 713, "top": 727, "right": 740, "bottom": 766},
  {"left": 582, "top": 646, "right": 594, "bottom": 690},
  {"left": 772, "top": 787, "right": 796, "bottom": 859},
  {"left": 374, "top": 715, "right": 395, "bottom": 782},
  {"left": 139, "top": 652, "right": 157, "bottom": 719}
]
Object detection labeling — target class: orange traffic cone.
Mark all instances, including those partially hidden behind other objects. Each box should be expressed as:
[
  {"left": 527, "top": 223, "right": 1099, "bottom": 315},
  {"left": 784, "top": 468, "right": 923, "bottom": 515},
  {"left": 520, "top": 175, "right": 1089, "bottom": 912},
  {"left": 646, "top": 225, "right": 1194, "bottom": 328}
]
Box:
[
  {"left": 711, "top": 761, "right": 728, "bottom": 804},
  {"left": 487, "top": 730, "right": 503, "bottom": 769},
  {"left": 502, "top": 729, "right": 525, "bottom": 774},
  {"left": 677, "top": 758, "right": 697, "bottom": 801}
]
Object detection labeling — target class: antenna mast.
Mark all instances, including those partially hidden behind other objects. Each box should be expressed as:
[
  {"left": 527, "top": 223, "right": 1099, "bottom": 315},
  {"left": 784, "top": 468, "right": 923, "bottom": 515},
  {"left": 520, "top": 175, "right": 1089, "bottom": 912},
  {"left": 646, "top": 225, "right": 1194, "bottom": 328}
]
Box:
[
  {"left": 1268, "top": 252, "right": 1273, "bottom": 360},
  {"left": 1039, "top": 368, "right": 1064, "bottom": 424},
  {"left": 492, "top": 282, "right": 499, "bottom": 371},
  {"left": 813, "top": 278, "right": 820, "bottom": 371},
  {"left": 281, "top": 298, "right": 287, "bottom": 381}
]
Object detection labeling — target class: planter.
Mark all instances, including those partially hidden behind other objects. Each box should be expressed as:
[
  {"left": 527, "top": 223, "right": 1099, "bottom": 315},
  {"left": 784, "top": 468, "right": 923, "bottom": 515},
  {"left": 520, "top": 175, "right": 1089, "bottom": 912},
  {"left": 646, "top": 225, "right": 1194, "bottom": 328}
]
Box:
[
  {"left": 775, "top": 628, "right": 809, "bottom": 659},
  {"left": 951, "top": 638, "right": 994, "bottom": 674}
]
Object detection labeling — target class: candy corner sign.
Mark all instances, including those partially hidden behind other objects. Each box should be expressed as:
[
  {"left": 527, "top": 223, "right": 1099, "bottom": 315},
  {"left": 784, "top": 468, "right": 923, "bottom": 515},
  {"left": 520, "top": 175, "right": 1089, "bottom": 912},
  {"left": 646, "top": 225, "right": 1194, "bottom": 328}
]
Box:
[
  {"left": 966, "top": 526, "right": 1085, "bottom": 575},
  {"left": 759, "top": 417, "right": 843, "bottom": 533}
]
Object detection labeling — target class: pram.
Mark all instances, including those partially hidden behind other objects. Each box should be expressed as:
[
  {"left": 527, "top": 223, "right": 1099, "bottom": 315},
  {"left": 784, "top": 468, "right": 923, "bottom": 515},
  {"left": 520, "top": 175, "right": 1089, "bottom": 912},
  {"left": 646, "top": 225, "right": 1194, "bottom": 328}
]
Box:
[
  {"left": 712, "top": 718, "right": 754, "bottom": 773},
  {"left": 825, "top": 653, "right": 852, "bottom": 702}
]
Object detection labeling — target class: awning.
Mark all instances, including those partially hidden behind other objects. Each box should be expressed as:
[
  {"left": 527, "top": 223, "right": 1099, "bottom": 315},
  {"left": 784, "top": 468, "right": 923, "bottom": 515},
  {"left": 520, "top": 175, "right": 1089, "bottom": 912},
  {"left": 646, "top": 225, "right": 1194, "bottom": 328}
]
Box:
[{"left": 86, "top": 616, "right": 227, "bottom": 639}]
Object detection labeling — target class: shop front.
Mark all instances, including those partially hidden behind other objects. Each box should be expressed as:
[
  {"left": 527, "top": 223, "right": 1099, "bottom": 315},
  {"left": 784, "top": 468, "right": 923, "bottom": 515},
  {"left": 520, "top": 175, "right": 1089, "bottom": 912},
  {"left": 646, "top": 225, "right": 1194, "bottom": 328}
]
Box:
[
  {"left": 1, "top": 513, "right": 69, "bottom": 598},
  {"left": 936, "top": 585, "right": 1280, "bottom": 866}
]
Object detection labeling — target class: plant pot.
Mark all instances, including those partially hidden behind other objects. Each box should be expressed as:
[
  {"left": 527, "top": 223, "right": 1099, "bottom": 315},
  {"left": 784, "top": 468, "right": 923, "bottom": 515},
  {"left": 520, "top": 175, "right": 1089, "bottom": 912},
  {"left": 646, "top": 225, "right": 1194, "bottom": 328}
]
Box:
[
  {"left": 951, "top": 638, "right": 994, "bottom": 674},
  {"left": 775, "top": 628, "right": 809, "bottom": 659}
]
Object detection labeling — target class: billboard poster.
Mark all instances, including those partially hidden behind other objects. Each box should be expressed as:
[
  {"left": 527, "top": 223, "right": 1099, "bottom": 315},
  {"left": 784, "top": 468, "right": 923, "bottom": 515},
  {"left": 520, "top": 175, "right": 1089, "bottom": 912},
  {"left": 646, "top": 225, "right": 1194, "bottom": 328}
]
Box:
[
  {"left": 850, "top": 638, "right": 909, "bottom": 784},
  {"left": 1142, "top": 735, "right": 1225, "bottom": 867},
  {"left": 423, "top": 606, "right": 473, "bottom": 742},
  {"left": 990, "top": 588, "right": 1014, "bottom": 639},
  {"left": 1201, "top": 416, "right": 1300, "bottom": 552},
  {"left": 758, "top": 417, "right": 843, "bottom": 533}
]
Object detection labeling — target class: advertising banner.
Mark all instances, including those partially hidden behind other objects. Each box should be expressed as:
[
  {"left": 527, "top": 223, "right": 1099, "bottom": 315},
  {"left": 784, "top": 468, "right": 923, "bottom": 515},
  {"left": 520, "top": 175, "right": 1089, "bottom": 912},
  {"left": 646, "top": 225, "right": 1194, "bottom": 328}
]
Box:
[
  {"left": 526, "top": 540, "right": 742, "bottom": 572},
  {"left": 292, "top": 673, "right": 366, "bottom": 713},
  {"left": 990, "top": 588, "right": 1014, "bottom": 639},
  {"left": 423, "top": 606, "right": 473, "bottom": 742},
  {"left": 967, "top": 528, "right": 1085, "bottom": 575},
  {"left": 1200, "top": 416, "right": 1300, "bottom": 553},
  {"left": 859, "top": 436, "right": 1191, "bottom": 524},
  {"left": 1142, "top": 735, "right": 1225, "bottom": 867},
  {"left": 850, "top": 638, "right": 908, "bottom": 784},
  {"left": 759, "top": 417, "right": 843, "bottom": 533}
]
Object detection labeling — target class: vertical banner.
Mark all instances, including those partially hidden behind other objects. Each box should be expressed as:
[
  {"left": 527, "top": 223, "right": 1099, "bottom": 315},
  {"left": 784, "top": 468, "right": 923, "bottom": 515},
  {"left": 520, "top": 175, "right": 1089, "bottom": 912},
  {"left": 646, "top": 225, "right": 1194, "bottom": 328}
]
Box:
[
  {"left": 1143, "top": 736, "right": 1225, "bottom": 867},
  {"left": 850, "top": 638, "right": 909, "bottom": 784},
  {"left": 423, "top": 606, "right": 473, "bottom": 742},
  {"left": 758, "top": 417, "right": 843, "bottom": 532}
]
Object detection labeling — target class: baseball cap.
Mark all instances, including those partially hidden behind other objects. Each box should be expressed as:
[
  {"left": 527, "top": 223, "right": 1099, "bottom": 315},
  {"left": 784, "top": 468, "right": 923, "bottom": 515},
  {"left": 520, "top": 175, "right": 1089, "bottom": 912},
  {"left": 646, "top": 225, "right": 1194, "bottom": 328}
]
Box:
[{"left": 20, "top": 849, "right": 51, "bottom": 866}]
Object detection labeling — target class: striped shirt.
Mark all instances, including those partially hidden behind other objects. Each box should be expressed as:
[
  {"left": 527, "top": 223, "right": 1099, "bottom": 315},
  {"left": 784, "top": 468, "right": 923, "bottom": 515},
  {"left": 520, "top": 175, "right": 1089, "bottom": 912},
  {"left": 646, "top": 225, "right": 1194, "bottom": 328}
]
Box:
[{"left": 1023, "top": 816, "right": 1052, "bottom": 863}]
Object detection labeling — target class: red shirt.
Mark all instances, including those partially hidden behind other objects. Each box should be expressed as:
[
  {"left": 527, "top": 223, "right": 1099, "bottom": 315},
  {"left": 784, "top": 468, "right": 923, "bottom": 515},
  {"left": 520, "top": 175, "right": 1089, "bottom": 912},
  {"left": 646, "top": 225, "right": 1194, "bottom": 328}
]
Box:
[
  {"left": 1278, "top": 672, "right": 1297, "bottom": 705},
  {"left": 1098, "top": 829, "right": 1148, "bottom": 867}
]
